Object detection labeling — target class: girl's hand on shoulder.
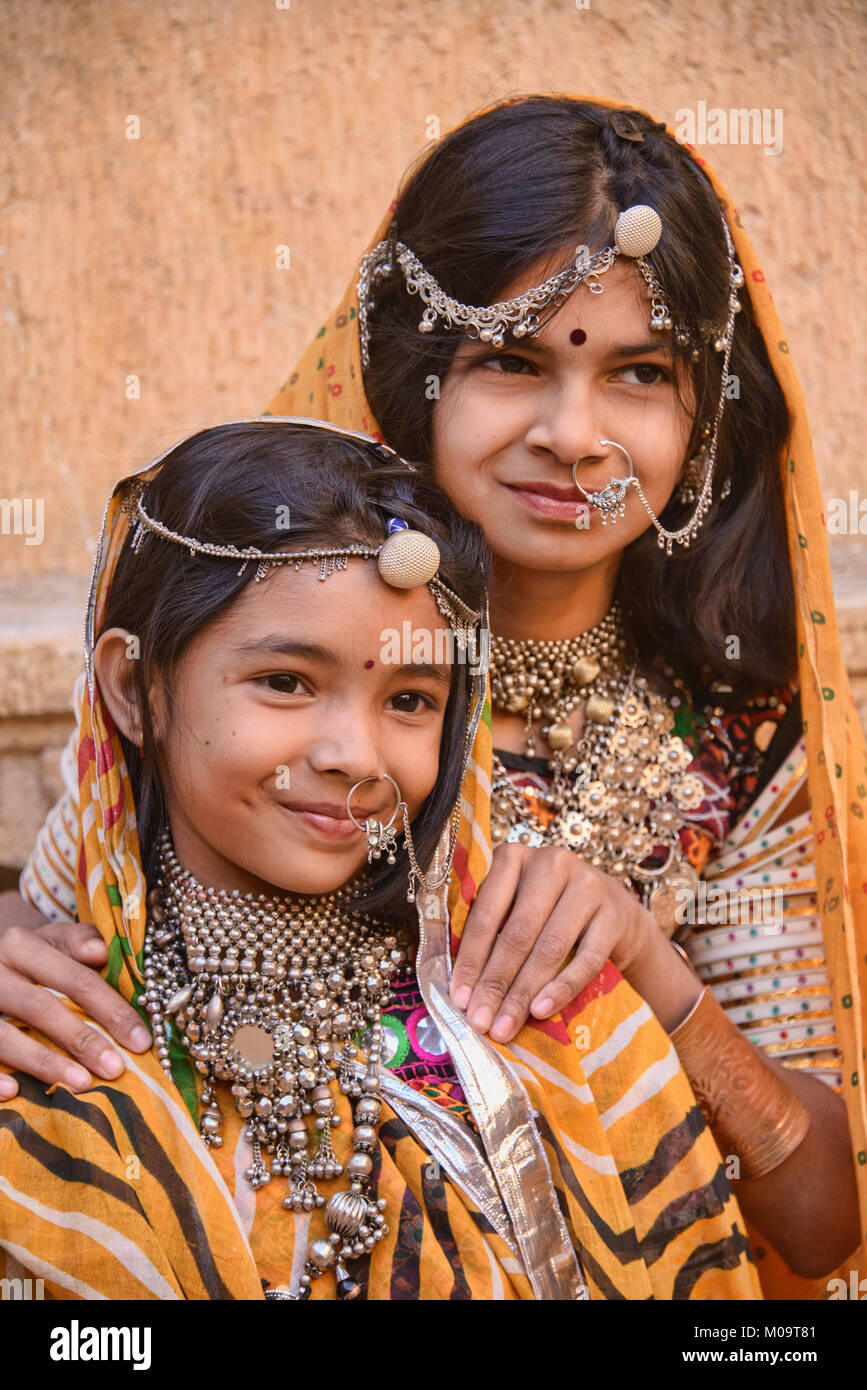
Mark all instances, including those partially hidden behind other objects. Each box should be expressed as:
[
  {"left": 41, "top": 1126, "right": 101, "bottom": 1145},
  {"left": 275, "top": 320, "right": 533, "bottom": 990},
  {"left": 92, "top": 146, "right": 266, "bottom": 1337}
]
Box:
[
  {"left": 0, "top": 914, "right": 152, "bottom": 1099},
  {"left": 449, "top": 842, "right": 700, "bottom": 1042}
]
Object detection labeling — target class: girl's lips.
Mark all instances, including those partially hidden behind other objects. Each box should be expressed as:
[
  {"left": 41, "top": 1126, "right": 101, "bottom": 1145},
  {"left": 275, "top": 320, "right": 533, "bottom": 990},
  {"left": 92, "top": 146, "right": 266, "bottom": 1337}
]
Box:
[
  {"left": 280, "top": 806, "right": 362, "bottom": 842},
  {"left": 506, "top": 483, "right": 590, "bottom": 521}
]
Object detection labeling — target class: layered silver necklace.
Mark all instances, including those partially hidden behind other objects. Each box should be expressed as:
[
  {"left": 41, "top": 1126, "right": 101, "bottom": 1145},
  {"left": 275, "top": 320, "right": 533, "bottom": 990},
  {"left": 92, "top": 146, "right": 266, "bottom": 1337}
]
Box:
[
  {"left": 490, "top": 606, "right": 701, "bottom": 933},
  {"left": 143, "top": 831, "right": 411, "bottom": 1300}
]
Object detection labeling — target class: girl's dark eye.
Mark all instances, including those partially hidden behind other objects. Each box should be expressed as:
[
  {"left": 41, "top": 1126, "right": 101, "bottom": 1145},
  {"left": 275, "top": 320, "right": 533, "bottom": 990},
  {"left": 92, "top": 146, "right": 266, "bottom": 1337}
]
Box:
[
  {"left": 482, "top": 352, "right": 534, "bottom": 375},
  {"left": 262, "top": 673, "right": 303, "bottom": 694},
  {"left": 389, "top": 692, "right": 435, "bottom": 714},
  {"left": 619, "top": 363, "right": 671, "bottom": 386}
]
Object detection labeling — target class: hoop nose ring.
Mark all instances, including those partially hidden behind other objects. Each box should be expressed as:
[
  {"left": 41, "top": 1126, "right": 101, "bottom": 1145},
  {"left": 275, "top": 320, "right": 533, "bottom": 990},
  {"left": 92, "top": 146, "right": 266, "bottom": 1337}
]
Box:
[
  {"left": 345, "top": 775, "right": 403, "bottom": 832},
  {"left": 572, "top": 439, "right": 637, "bottom": 524},
  {"left": 598, "top": 439, "right": 635, "bottom": 476}
]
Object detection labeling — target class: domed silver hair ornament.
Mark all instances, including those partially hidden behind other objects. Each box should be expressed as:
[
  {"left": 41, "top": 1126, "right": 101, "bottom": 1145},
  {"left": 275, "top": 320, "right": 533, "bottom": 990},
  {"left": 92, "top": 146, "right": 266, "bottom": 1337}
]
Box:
[
  {"left": 377, "top": 523, "right": 440, "bottom": 588},
  {"left": 612, "top": 204, "right": 661, "bottom": 257}
]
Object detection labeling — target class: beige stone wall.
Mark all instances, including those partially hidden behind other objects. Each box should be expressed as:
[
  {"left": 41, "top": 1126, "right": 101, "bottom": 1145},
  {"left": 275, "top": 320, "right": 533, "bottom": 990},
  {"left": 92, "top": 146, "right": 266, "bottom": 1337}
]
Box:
[
  {"left": 1, "top": 0, "right": 866, "bottom": 869},
  {"left": 3, "top": 0, "right": 866, "bottom": 578}
]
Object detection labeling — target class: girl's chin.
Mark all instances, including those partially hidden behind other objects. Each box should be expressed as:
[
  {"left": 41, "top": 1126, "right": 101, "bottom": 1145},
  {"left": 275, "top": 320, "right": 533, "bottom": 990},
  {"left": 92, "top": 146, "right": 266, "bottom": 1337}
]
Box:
[
  {"left": 488, "top": 530, "right": 611, "bottom": 572},
  {"left": 255, "top": 825, "right": 369, "bottom": 890},
  {"left": 215, "top": 829, "right": 368, "bottom": 899},
  {"left": 242, "top": 860, "right": 369, "bottom": 899},
  {"left": 486, "top": 502, "right": 650, "bottom": 569}
]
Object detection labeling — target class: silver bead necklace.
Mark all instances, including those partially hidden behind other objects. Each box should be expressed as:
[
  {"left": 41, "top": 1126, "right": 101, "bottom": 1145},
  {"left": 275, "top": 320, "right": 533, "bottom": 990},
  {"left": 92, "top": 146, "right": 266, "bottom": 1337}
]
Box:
[
  {"left": 490, "top": 607, "right": 702, "bottom": 934},
  {"left": 143, "top": 830, "right": 410, "bottom": 1300},
  {"left": 490, "top": 601, "right": 627, "bottom": 768}
]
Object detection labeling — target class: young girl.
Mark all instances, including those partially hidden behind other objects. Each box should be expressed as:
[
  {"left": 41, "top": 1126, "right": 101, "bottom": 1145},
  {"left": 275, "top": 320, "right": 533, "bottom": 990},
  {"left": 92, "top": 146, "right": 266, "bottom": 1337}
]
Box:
[
  {"left": 0, "top": 417, "right": 759, "bottom": 1299},
  {"left": 6, "top": 95, "right": 866, "bottom": 1296}
]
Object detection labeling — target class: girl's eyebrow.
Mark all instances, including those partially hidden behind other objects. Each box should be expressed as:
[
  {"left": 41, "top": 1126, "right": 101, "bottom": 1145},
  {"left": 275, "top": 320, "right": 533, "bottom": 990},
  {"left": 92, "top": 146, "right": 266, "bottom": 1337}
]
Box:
[
  {"left": 236, "top": 637, "right": 338, "bottom": 665},
  {"left": 391, "top": 662, "right": 451, "bottom": 686},
  {"left": 607, "top": 341, "right": 674, "bottom": 359},
  {"left": 234, "top": 643, "right": 449, "bottom": 685},
  {"left": 461, "top": 337, "right": 674, "bottom": 361}
]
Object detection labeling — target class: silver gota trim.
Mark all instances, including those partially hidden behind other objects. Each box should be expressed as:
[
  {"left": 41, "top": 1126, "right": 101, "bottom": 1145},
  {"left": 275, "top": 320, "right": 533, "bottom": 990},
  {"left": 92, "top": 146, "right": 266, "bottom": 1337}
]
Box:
[
  {"left": 363, "top": 1062, "right": 517, "bottom": 1251},
  {"left": 411, "top": 829, "right": 590, "bottom": 1300}
]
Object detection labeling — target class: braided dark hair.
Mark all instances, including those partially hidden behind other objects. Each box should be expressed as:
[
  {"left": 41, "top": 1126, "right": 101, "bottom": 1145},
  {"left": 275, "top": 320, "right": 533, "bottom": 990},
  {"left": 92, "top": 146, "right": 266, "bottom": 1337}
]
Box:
[{"left": 363, "top": 97, "right": 794, "bottom": 704}]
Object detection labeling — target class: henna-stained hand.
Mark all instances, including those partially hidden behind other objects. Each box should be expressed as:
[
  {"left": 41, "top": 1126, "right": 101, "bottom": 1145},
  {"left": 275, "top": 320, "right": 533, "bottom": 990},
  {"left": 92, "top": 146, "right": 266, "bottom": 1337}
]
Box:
[{"left": 449, "top": 841, "right": 661, "bottom": 1042}]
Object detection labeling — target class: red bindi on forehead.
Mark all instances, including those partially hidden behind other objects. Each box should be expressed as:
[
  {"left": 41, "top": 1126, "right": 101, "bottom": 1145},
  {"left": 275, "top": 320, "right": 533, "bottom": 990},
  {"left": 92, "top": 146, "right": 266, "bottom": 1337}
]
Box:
[
  {"left": 570, "top": 328, "right": 587, "bottom": 346},
  {"left": 364, "top": 659, "right": 375, "bottom": 669}
]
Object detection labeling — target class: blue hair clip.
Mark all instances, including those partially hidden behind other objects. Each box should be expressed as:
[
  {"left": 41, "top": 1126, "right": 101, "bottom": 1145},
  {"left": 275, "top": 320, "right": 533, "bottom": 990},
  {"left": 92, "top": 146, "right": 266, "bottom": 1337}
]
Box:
[{"left": 385, "top": 517, "right": 409, "bottom": 536}]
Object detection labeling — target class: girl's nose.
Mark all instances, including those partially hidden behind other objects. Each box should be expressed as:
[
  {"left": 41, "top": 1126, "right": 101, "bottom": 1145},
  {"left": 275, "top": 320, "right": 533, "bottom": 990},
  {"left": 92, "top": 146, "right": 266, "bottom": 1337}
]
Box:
[
  {"left": 305, "top": 724, "right": 386, "bottom": 786},
  {"left": 523, "top": 378, "right": 606, "bottom": 472}
]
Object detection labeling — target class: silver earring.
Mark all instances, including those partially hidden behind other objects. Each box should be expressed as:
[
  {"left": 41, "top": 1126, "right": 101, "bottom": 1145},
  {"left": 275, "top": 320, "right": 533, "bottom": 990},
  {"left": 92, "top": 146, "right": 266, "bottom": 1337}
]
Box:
[
  {"left": 346, "top": 775, "right": 404, "bottom": 864},
  {"left": 677, "top": 422, "right": 713, "bottom": 505},
  {"left": 572, "top": 439, "right": 638, "bottom": 526},
  {"left": 676, "top": 446, "right": 708, "bottom": 506}
]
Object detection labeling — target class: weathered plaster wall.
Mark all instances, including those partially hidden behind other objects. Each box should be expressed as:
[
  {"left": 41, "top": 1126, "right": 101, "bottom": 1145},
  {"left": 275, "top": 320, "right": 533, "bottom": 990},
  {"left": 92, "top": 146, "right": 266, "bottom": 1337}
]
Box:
[
  {"left": 2, "top": 0, "right": 865, "bottom": 577},
  {"left": 1, "top": 0, "right": 865, "bottom": 867}
]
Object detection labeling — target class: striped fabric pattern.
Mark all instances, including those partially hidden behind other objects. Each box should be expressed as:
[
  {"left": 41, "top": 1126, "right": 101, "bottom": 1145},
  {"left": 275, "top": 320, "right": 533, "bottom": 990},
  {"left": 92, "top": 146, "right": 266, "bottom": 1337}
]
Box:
[
  {"left": 0, "top": 1023, "right": 263, "bottom": 1300},
  {"left": 0, "top": 975, "right": 760, "bottom": 1300},
  {"left": 698, "top": 744, "right": 842, "bottom": 1090}
]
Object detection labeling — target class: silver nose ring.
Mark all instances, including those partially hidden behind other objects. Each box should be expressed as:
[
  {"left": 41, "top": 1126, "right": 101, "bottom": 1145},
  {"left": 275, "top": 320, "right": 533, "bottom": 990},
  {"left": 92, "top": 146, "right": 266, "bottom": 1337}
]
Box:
[
  {"left": 346, "top": 775, "right": 404, "bottom": 864},
  {"left": 572, "top": 440, "right": 637, "bottom": 525}
]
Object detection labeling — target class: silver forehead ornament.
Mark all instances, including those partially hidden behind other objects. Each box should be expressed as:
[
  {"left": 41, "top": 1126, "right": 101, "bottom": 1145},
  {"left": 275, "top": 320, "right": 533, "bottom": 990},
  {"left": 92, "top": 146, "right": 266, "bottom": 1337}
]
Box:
[
  {"left": 359, "top": 204, "right": 693, "bottom": 368},
  {"left": 121, "top": 490, "right": 479, "bottom": 639},
  {"left": 357, "top": 202, "right": 744, "bottom": 555}
]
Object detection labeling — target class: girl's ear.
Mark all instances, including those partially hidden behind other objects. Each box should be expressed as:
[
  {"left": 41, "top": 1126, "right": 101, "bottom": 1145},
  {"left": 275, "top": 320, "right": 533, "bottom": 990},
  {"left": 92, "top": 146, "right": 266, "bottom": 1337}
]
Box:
[{"left": 93, "top": 627, "right": 146, "bottom": 745}]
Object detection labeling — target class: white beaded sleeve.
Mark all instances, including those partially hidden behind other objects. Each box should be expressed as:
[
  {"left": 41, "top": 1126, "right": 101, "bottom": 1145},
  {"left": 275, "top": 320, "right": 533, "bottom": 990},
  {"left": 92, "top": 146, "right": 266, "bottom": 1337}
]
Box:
[{"left": 684, "top": 735, "right": 841, "bottom": 1090}]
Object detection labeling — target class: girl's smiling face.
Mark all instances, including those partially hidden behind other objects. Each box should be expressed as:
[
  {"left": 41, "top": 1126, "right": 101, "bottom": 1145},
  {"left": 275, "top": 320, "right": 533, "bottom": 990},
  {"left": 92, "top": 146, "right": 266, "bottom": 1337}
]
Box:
[
  {"left": 431, "top": 258, "right": 695, "bottom": 574},
  {"left": 96, "top": 562, "right": 453, "bottom": 898}
]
